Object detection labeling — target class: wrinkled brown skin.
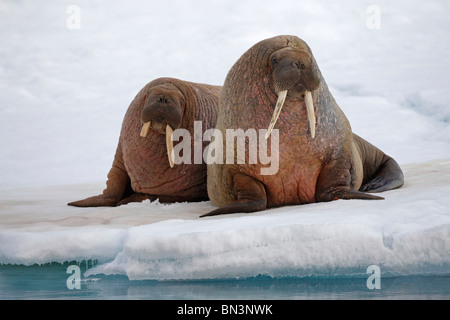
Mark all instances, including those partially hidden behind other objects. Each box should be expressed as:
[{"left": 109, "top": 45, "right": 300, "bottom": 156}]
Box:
[
  {"left": 203, "top": 35, "right": 404, "bottom": 217},
  {"left": 68, "top": 77, "right": 220, "bottom": 207}
]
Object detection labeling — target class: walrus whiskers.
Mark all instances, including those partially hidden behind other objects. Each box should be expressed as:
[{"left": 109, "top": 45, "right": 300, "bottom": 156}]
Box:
[
  {"left": 166, "top": 124, "right": 174, "bottom": 168},
  {"left": 265, "top": 90, "right": 287, "bottom": 139}
]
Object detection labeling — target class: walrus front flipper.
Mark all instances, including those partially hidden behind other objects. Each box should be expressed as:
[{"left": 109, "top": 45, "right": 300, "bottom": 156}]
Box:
[
  {"left": 68, "top": 166, "right": 130, "bottom": 207},
  {"left": 316, "top": 159, "right": 384, "bottom": 202},
  {"left": 200, "top": 174, "right": 267, "bottom": 217}
]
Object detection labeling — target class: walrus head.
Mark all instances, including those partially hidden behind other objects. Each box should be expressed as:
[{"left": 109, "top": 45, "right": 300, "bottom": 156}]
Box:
[
  {"left": 266, "top": 47, "right": 320, "bottom": 139},
  {"left": 140, "top": 83, "right": 185, "bottom": 167}
]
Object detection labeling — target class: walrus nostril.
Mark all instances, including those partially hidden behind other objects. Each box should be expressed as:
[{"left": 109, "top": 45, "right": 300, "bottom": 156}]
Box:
[{"left": 157, "top": 96, "right": 169, "bottom": 104}]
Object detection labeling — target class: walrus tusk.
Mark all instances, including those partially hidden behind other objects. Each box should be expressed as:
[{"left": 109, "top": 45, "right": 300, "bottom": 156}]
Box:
[
  {"left": 304, "top": 90, "right": 315, "bottom": 138},
  {"left": 265, "top": 90, "right": 287, "bottom": 139},
  {"left": 140, "top": 121, "right": 151, "bottom": 137},
  {"left": 166, "top": 124, "right": 174, "bottom": 168}
]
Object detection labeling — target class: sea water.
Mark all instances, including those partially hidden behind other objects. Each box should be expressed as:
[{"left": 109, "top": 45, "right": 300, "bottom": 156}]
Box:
[{"left": 1, "top": 262, "right": 448, "bottom": 300}]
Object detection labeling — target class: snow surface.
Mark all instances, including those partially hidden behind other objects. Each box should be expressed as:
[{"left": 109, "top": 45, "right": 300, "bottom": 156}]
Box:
[{"left": 0, "top": 0, "right": 449, "bottom": 280}]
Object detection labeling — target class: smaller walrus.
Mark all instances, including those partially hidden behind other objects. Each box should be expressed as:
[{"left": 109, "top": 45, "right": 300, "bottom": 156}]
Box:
[
  {"left": 203, "top": 35, "right": 404, "bottom": 217},
  {"left": 69, "top": 77, "right": 220, "bottom": 207}
]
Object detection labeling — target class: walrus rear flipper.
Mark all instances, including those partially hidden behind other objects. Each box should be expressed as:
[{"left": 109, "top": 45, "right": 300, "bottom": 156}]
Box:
[
  {"left": 316, "top": 158, "right": 384, "bottom": 202},
  {"left": 352, "top": 134, "right": 404, "bottom": 194},
  {"left": 360, "top": 155, "right": 404, "bottom": 193},
  {"left": 200, "top": 174, "right": 267, "bottom": 217}
]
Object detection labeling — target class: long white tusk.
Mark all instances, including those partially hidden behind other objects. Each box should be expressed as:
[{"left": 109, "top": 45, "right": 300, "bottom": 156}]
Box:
[
  {"left": 140, "top": 121, "right": 151, "bottom": 137},
  {"left": 304, "top": 90, "right": 315, "bottom": 138},
  {"left": 265, "top": 90, "right": 287, "bottom": 139},
  {"left": 166, "top": 124, "right": 174, "bottom": 168}
]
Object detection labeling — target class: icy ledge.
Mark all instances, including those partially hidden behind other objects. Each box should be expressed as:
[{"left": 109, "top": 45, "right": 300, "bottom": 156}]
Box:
[{"left": 1, "top": 160, "right": 449, "bottom": 280}]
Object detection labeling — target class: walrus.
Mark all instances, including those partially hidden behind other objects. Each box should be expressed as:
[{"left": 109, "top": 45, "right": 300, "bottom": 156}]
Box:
[
  {"left": 68, "top": 77, "right": 220, "bottom": 207},
  {"left": 202, "top": 35, "right": 404, "bottom": 217}
]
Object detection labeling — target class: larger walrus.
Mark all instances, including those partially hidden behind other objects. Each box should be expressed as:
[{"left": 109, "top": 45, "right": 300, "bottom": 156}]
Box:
[
  {"left": 202, "top": 35, "right": 404, "bottom": 217},
  {"left": 69, "top": 77, "right": 220, "bottom": 207}
]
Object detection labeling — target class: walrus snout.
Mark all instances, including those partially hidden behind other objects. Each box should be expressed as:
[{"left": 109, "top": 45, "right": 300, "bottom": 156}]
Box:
[
  {"left": 139, "top": 84, "right": 185, "bottom": 168},
  {"left": 140, "top": 83, "right": 184, "bottom": 136},
  {"left": 140, "top": 107, "right": 180, "bottom": 136},
  {"left": 140, "top": 99, "right": 181, "bottom": 168},
  {"left": 140, "top": 95, "right": 183, "bottom": 136},
  {"left": 269, "top": 48, "right": 319, "bottom": 95},
  {"left": 266, "top": 48, "right": 320, "bottom": 139}
]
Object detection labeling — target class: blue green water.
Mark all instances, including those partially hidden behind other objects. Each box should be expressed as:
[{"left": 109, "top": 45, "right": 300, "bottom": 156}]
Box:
[{"left": 0, "top": 262, "right": 449, "bottom": 300}]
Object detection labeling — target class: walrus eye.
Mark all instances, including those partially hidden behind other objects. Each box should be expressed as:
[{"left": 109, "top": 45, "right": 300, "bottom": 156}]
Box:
[
  {"left": 300, "top": 63, "right": 305, "bottom": 70},
  {"left": 270, "top": 56, "right": 278, "bottom": 66},
  {"left": 180, "top": 98, "right": 185, "bottom": 104}
]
